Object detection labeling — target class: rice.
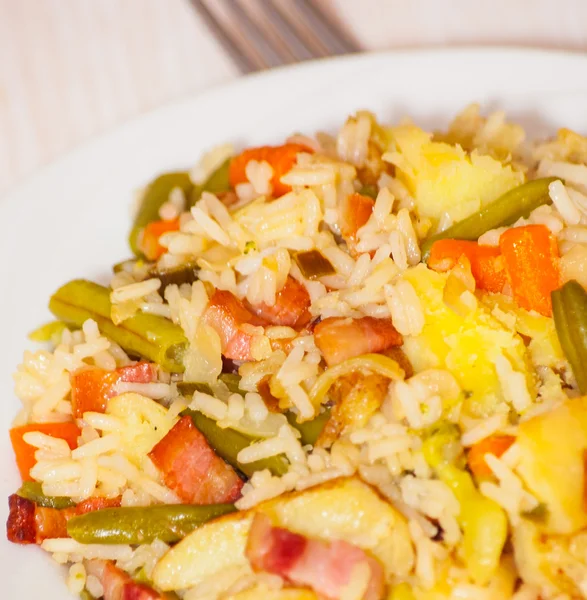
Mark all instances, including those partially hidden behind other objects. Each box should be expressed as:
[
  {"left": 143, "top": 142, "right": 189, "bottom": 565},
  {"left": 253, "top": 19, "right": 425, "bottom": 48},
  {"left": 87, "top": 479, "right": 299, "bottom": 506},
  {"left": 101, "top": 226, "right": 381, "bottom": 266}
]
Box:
[
  {"left": 384, "top": 280, "right": 424, "bottom": 336},
  {"left": 110, "top": 278, "right": 161, "bottom": 304},
  {"left": 41, "top": 539, "right": 134, "bottom": 561},
  {"left": 460, "top": 412, "right": 508, "bottom": 446},
  {"left": 10, "top": 105, "right": 587, "bottom": 600}
]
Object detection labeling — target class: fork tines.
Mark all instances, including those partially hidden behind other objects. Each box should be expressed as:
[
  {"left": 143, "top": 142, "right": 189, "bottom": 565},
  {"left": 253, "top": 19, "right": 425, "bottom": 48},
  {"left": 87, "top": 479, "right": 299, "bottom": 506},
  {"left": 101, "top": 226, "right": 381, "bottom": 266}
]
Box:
[{"left": 190, "top": 0, "right": 361, "bottom": 73}]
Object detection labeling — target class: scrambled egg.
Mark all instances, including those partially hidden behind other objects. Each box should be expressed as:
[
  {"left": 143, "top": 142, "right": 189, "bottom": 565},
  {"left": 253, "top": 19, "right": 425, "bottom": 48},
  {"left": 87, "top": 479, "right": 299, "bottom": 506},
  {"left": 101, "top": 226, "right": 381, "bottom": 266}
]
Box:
[
  {"left": 384, "top": 125, "right": 523, "bottom": 225},
  {"left": 401, "top": 265, "right": 535, "bottom": 417}
]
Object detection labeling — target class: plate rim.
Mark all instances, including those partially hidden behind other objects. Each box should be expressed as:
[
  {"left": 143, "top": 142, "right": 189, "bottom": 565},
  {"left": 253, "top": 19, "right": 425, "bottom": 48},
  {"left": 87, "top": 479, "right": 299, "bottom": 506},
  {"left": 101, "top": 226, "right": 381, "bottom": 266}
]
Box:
[{"left": 3, "top": 45, "right": 587, "bottom": 204}]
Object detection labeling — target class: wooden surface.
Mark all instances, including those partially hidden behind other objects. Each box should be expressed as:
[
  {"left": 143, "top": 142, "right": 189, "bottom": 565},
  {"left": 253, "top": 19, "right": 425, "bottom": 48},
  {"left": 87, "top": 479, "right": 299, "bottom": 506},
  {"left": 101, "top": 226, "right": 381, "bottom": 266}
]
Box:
[{"left": 1, "top": 0, "right": 586, "bottom": 195}]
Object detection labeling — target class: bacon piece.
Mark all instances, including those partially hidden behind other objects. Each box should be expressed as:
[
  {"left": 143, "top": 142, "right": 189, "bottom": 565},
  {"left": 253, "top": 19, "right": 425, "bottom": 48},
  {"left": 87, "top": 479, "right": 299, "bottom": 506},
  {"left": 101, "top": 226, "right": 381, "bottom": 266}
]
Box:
[
  {"left": 340, "top": 193, "right": 375, "bottom": 256},
  {"left": 249, "top": 277, "right": 311, "bottom": 328},
  {"left": 7, "top": 494, "right": 121, "bottom": 545},
  {"left": 149, "top": 416, "right": 243, "bottom": 504},
  {"left": 102, "top": 562, "right": 163, "bottom": 600},
  {"left": 70, "top": 361, "right": 157, "bottom": 418},
  {"left": 202, "top": 290, "right": 261, "bottom": 361},
  {"left": 314, "top": 316, "right": 403, "bottom": 366},
  {"left": 7, "top": 495, "right": 36, "bottom": 544},
  {"left": 246, "top": 514, "right": 384, "bottom": 600}
]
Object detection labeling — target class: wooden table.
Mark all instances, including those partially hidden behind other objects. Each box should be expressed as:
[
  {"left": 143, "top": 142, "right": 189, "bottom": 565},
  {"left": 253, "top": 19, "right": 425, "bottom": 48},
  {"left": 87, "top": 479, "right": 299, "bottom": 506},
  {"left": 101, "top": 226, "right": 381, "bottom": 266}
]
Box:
[{"left": 1, "top": 0, "right": 586, "bottom": 195}]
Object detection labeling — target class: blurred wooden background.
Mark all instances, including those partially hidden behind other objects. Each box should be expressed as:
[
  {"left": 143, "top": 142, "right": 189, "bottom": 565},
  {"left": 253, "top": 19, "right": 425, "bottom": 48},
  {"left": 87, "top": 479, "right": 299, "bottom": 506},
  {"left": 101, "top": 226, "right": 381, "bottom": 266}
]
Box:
[{"left": 1, "top": 0, "right": 586, "bottom": 195}]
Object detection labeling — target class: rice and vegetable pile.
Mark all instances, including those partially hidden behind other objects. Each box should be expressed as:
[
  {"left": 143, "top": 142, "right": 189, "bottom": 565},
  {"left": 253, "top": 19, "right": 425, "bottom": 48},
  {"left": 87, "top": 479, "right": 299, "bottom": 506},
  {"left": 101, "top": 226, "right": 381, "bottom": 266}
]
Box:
[{"left": 7, "top": 104, "right": 587, "bottom": 600}]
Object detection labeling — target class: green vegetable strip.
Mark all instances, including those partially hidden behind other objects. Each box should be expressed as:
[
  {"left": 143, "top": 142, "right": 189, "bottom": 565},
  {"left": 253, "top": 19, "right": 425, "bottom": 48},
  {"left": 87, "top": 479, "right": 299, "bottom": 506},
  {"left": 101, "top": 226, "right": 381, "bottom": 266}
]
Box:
[
  {"left": 358, "top": 184, "right": 378, "bottom": 199},
  {"left": 177, "top": 373, "right": 243, "bottom": 397},
  {"left": 552, "top": 280, "right": 587, "bottom": 394},
  {"left": 421, "top": 177, "right": 556, "bottom": 260},
  {"left": 150, "top": 262, "right": 200, "bottom": 290},
  {"left": 28, "top": 320, "right": 68, "bottom": 343},
  {"left": 179, "top": 373, "right": 329, "bottom": 447},
  {"left": 129, "top": 172, "right": 193, "bottom": 256},
  {"left": 49, "top": 279, "right": 187, "bottom": 373},
  {"left": 16, "top": 481, "right": 76, "bottom": 509},
  {"left": 294, "top": 250, "right": 336, "bottom": 280},
  {"left": 79, "top": 590, "right": 96, "bottom": 600},
  {"left": 286, "top": 408, "right": 331, "bottom": 447},
  {"left": 184, "top": 409, "right": 289, "bottom": 477},
  {"left": 188, "top": 158, "right": 232, "bottom": 208},
  {"left": 67, "top": 504, "right": 235, "bottom": 544}
]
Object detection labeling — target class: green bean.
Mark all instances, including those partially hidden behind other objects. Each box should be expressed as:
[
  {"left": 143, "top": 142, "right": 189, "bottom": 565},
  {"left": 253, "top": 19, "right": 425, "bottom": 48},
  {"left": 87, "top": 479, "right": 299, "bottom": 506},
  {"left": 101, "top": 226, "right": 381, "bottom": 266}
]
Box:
[
  {"left": 67, "top": 504, "right": 235, "bottom": 545},
  {"left": 28, "top": 321, "right": 68, "bottom": 343},
  {"left": 17, "top": 481, "right": 76, "bottom": 509},
  {"left": 150, "top": 261, "right": 200, "bottom": 290},
  {"left": 286, "top": 408, "right": 331, "bottom": 447},
  {"left": 358, "top": 184, "right": 378, "bottom": 199},
  {"left": 178, "top": 373, "right": 243, "bottom": 397},
  {"left": 421, "top": 177, "right": 556, "bottom": 260},
  {"left": 180, "top": 374, "right": 329, "bottom": 447},
  {"left": 552, "top": 279, "right": 587, "bottom": 394},
  {"left": 129, "top": 172, "right": 193, "bottom": 256},
  {"left": 188, "top": 158, "right": 232, "bottom": 208},
  {"left": 184, "top": 409, "right": 289, "bottom": 477},
  {"left": 49, "top": 279, "right": 187, "bottom": 372}
]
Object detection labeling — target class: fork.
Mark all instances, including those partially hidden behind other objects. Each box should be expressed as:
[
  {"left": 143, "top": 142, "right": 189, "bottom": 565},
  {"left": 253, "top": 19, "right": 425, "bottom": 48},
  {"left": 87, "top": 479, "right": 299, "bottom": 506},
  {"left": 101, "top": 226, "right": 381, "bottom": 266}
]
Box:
[{"left": 188, "top": 0, "right": 361, "bottom": 73}]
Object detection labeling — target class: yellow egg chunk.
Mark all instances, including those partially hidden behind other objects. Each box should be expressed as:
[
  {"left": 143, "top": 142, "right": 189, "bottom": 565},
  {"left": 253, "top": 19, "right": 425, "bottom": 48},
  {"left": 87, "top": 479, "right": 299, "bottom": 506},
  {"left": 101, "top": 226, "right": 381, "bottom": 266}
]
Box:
[
  {"left": 152, "top": 477, "right": 413, "bottom": 591},
  {"left": 481, "top": 293, "right": 565, "bottom": 370},
  {"left": 402, "top": 265, "right": 535, "bottom": 417},
  {"left": 388, "top": 556, "right": 516, "bottom": 600},
  {"left": 516, "top": 396, "right": 587, "bottom": 535},
  {"left": 384, "top": 124, "right": 523, "bottom": 225},
  {"left": 106, "top": 392, "right": 177, "bottom": 466}
]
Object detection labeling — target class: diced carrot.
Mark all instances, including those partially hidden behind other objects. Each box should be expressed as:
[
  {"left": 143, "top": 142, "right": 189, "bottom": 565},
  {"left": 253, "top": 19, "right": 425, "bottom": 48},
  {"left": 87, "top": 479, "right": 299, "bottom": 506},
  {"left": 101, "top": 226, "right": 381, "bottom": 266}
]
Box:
[
  {"left": 71, "top": 367, "right": 118, "bottom": 417},
  {"left": 139, "top": 218, "right": 180, "bottom": 261},
  {"left": 70, "top": 361, "right": 157, "bottom": 418},
  {"left": 428, "top": 239, "right": 507, "bottom": 293},
  {"left": 229, "top": 144, "right": 311, "bottom": 197},
  {"left": 468, "top": 435, "right": 516, "bottom": 478},
  {"left": 202, "top": 290, "right": 260, "bottom": 360},
  {"left": 9, "top": 422, "right": 80, "bottom": 482},
  {"left": 248, "top": 277, "right": 311, "bottom": 328},
  {"left": 340, "top": 193, "right": 375, "bottom": 256},
  {"left": 499, "top": 224, "right": 561, "bottom": 316},
  {"left": 149, "top": 416, "right": 243, "bottom": 504},
  {"left": 314, "top": 317, "right": 403, "bottom": 366}
]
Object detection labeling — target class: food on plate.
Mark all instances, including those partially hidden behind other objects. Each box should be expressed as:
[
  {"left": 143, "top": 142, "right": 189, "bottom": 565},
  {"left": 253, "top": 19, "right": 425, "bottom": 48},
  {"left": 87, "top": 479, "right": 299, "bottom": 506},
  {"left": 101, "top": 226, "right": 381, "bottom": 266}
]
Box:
[{"left": 6, "top": 104, "right": 587, "bottom": 599}]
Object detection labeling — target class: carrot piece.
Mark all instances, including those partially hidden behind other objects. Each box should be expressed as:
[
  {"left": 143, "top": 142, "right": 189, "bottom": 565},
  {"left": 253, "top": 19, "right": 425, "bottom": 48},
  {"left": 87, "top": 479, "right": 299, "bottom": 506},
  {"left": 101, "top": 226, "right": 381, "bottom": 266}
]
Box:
[
  {"left": 314, "top": 316, "right": 403, "bottom": 366},
  {"left": 71, "top": 367, "right": 119, "bottom": 418},
  {"left": 248, "top": 276, "right": 311, "bottom": 328},
  {"left": 340, "top": 193, "right": 375, "bottom": 256},
  {"left": 428, "top": 239, "right": 507, "bottom": 293},
  {"left": 468, "top": 435, "right": 516, "bottom": 478},
  {"left": 139, "top": 218, "right": 180, "bottom": 261},
  {"left": 70, "top": 362, "right": 157, "bottom": 418},
  {"left": 9, "top": 422, "right": 80, "bottom": 482},
  {"left": 149, "top": 415, "right": 243, "bottom": 504},
  {"left": 499, "top": 224, "right": 561, "bottom": 316},
  {"left": 229, "top": 144, "right": 311, "bottom": 197}
]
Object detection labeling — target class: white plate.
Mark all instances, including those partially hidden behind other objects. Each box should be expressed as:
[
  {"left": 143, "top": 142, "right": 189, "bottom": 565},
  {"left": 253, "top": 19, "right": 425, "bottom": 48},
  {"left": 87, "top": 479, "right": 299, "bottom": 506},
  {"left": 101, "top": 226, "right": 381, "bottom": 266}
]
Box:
[{"left": 2, "top": 48, "right": 587, "bottom": 597}]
